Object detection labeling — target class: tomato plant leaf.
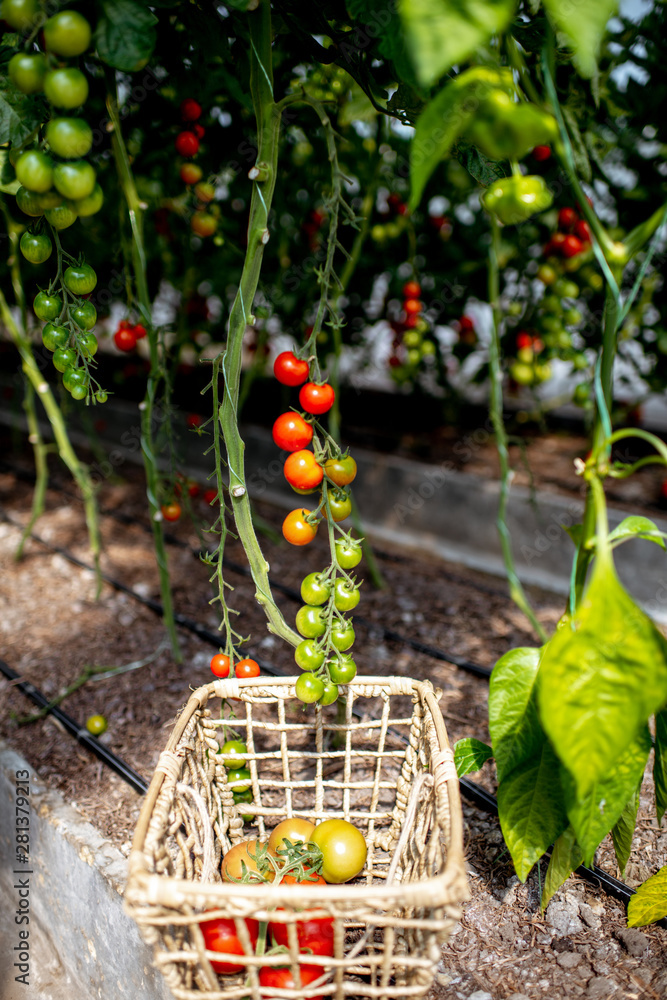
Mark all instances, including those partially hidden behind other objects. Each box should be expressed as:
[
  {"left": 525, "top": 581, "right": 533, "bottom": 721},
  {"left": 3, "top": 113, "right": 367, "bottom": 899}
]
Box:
[
  {"left": 542, "top": 0, "right": 620, "bottom": 78},
  {"left": 0, "top": 86, "right": 45, "bottom": 146},
  {"left": 489, "top": 646, "right": 542, "bottom": 782},
  {"left": 541, "top": 825, "right": 583, "bottom": 910},
  {"left": 96, "top": 0, "right": 158, "bottom": 73},
  {"left": 398, "top": 0, "right": 516, "bottom": 89},
  {"left": 409, "top": 67, "right": 512, "bottom": 209},
  {"left": 537, "top": 560, "right": 667, "bottom": 798},
  {"left": 453, "top": 737, "right": 493, "bottom": 776},
  {"left": 655, "top": 708, "right": 667, "bottom": 825},
  {"left": 497, "top": 741, "right": 568, "bottom": 882},
  {"left": 608, "top": 515, "right": 666, "bottom": 550},
  {"left": 561, "top": 727, "right": 651, "bottom": 866},
  {"left": 347, "top": 0, "right": 416, "bottom": 87},
  {"left": 0, "top": 148, "right": 19, "bottom": 193},
  {"left": 456, "top": 143, "right": 508, "bottom": 186},
  {"left": 611, "top": 781, "right": 642, "bottom": 877},
  {"left": 627, "top": 866, "right": 667, "bottom": 927}
]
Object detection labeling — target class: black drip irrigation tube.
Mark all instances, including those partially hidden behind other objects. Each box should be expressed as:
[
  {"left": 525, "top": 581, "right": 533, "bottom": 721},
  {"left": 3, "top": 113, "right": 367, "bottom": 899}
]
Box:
[{"left": 1, "top": 502, "right": 665, "bottom": 925}]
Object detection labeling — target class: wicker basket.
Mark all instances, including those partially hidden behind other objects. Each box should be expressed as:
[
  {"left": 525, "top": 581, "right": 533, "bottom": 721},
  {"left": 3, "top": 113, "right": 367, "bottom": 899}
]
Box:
[{"left": 125, "top": 675, "right": 468, "bottom": 1000}]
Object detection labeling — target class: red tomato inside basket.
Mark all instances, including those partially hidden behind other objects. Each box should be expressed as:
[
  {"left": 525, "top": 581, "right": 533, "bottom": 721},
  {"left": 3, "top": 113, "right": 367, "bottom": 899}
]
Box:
[{"left": 199, "top": 915, "right": 259, "bottom": 974}]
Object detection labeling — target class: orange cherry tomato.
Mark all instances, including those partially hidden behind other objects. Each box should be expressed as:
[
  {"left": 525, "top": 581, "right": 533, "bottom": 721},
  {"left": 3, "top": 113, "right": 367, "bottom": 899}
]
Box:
[
  {"left": 272, "top": 412, "right": 313, "bottom": 452},
  {"left": 282, "top": 509, "right": 318, "bottom": 545},
  {"left": 284, "top": 450, "right": 323, "bottom": 491},
  {"left": 161, "top": 502, "right": 181, "bottom": 522},
  {"left": 210, "top": 653, "right": 231, "bottom": 677},
  {"left": 235, "top": 658, "right": 260, "bottom": 679},
  {"left": 299, "top": 382, "right": 335, "bottom": 415}
]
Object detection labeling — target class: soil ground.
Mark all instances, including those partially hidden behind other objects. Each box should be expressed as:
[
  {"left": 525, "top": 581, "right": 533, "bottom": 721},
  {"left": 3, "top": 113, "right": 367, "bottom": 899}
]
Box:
[{"left": 0, "top": 434, "right": 665, "bottom": 1000}]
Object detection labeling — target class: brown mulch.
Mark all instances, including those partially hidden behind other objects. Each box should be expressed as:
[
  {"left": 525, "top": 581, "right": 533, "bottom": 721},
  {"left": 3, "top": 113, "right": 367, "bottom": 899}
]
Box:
[{"left": 0, "top": 445, "right": 665, "bottom": 1000}]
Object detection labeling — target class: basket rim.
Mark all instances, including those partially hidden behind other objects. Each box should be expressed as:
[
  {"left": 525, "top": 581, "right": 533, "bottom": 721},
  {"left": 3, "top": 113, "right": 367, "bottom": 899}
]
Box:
[{"left": 126, "top": 675, "right": 468, "bottom": 911}]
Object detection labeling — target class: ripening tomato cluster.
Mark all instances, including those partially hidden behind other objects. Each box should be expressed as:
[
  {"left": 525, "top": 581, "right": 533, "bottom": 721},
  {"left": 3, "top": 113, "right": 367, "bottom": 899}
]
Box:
[
  {"left": 113, "top": 318, "right": 147, "bottom": 353},
  {"left": 388, "top": 281, "right": 437, "bottom": 379},
  {"left": 8, "top": 5, "right": 103, "bottom": 249},
  {"left": 173, "top": 99, "right": 218, "bottom": 239},
  {"left": 35, "top": 263, "right": 108, "bottom": 401},
  {"left": 159, "top": 478, "right": 218, "bottom": 526},
  {"left": 370, "top": 192, "right": 409, "bottom": 244},
  {"left": 201, "top": 815, "right": 366, "bottom": 985},
  {"left": 210, "top": 652, "right": 261, "bottom": 681}
]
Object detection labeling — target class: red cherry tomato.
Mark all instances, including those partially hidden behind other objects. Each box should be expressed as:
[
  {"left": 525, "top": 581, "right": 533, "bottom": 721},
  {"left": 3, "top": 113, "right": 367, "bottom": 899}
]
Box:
[
  {"left": 193, "top": 123, "right": 205, "bottom": 140},
  {"left": 273, "top": 412, "right": 313, "bottom": 452},
  {"left": 270, "top": 903, "right": 334, "bottom": 956},
  {"left": 203, "top": 488, "right": 218, "bottom": 505},
  {"left": 200, "top": 915, "right": 259, "bottom": 974},
  {"left": 558, "top": 207, "right": 578, "bottom": 232},
  {"left": 284, "top": 450, "right": 323, "bottom": 491},
  {"left": 161, "top": 502, "right": 181, "bottom": 522},
  {"left": 282, "top": 509, "right": 318, "bottom": 545},
  {"left": 175, "top": 131, "right": 199, "bottom": 157},
  {"left": 180, "top": 98, "right": 202, "bottom": 121},
  {"left": 210, "top": 653, "right": 231, "bottom": 677},
  {"left": 532, "top": 145, "right": 552, "bottom": 162},
  {"left": 235, "top": 658, "right": 260, "bottom": 679},
  {"left": 299, "top": 383, "right": 335, "bottom": 415},
  {"left": 133, "top": 323, "right": 147, "bottom": 339},
  {"left": 403, "top": 298, "right": 422, "bottom": 316},
  {"left": 258, "top": 966, "right": 324, "bottom": 1000},
  {"left": 459, "top": 315, "right": 475, "bottom": 332},
  {"left": 273, "top": 350, "right": 309, "bottom": 386},
  {"left": 187, "top": 413, "right": 203, "bottom": 428},
  {"left": 114, "top": 327, "right": 137, "bottom": 352},
  {"left": 574, "top": 219, "right": 591, "bottom": 243},
  {"left": 402, "top": 280, "right": 421, "bottom": 298},
  {"left": 516, "top": 332, "right": 533, "bottom": 349},
  {"left": 561, "top": 234, "right": 584, "bottom": 259}
]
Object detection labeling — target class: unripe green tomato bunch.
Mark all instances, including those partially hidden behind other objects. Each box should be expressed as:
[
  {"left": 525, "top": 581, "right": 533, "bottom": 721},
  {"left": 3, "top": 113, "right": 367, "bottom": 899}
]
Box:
[
  {"left": 271, "top": 349, "right": 363, "bottom": 706},
  {"left": 7, "top": 3, "right": 103, "bottom": 254}
]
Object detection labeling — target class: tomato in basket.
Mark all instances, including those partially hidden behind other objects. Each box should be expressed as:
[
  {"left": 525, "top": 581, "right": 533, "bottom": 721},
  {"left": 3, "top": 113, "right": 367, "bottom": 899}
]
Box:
[
  {"left": 310, "top": 819, "right": 367, "bottom": 884},
  {"left": 220, "top": 839, "right": 276, "bottom": 882},
  {"left": 258, "top": 964, "right": 324, "bottom": 999},
  {"left": 199, "top": 915, "right": 259, "bottom": 974}
]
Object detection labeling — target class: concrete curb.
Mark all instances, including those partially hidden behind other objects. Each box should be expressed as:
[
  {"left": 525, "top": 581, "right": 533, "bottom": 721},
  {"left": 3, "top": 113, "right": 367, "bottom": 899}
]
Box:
[{"left": 0, "top": 740, "right": 170, "bottom": 1000}]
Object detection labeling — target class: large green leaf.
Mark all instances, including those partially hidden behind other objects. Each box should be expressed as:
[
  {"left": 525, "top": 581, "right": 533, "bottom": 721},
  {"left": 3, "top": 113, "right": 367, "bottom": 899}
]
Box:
[
  {"left": 655, "top": 708, "right": 667, "bottom": 824},
  {"left": 541, "top": 825, "right": 583, "bottom": 910},
  {"left": 347, "top": 0, "right": 415, "bottom": 86},
  {"left": 453, "top": 737, "right": 493, "bottom": 776},
  {"left": 498, "top": 742, "right": 568, "bottom": 882},
  {"left": 95, "top": 0, "right": 158, "bottom": 72},
  {"left": 537, "top": 559, "right": 667, "bottom": 798},
  {"left": 611, "top": 782, "right": 642, "bottom": 876},
  {"left": 627, "top": 866, "right": 667, "bottom": 927},
  {"left": 398, "top": 0, "right": 516, "bottom": 89},
  {"left": 0, "top": 86, "right": 44, "bottom": 146},
  {"left": 562, "top": 728, "right": 651, "bottom": 866},
  {"left": 409, "top": 65, "right": 515, "bottom": 208},
  {"left": 542, "top": 0, "right": 620, "bottom": 78},
  {"left": 489, "top": 646, "right": 542, "bottom": 782}
]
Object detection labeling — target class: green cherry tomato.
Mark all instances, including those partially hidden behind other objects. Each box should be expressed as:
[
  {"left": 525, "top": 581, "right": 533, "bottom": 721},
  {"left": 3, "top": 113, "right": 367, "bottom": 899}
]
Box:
[
  {"left": 324, "top": 455, "right": 357, "bottom": 487},
  {"left": 295, "top": 605, "right": 327, "bottom": 639},
  {"left": 481, "top": 175, "right": 553, "bottom": 226},
  {"left": 333, "top": 580, "right": 360, "bottom": 613},
  {"left": 300, "top": 572, "right": 332, "bottom": 606},
  {"left": 15, "top": 150, "right": 54, "bottom": 193},
  {"left": 53, "top": 161, "right": 96, "bottom": 201},
  {"left": 294, "top": 639, "right": 325, "bottom": 671},
  {"left": 226, "top": 768, "right": 252, "bottom": 793},
  {"left": 85, "top": 713, "right": 108, "bottom": 735},
  {"left": 335, "top": 538, "right": 362, "bottom": 569},
  {"left": 62, "top": 367, "right": 89, "bottom": 393},
  {"left": 64, "top": 263, "right": 97, "bottom": 295},
  {"left": 34, "top": 292, "right": 62, "bottom": 321},
  {"left": 35, "top": 189, "right": 63, "bottom": 211},
  {"left": 95, "top": 390, "right": 108, "bottom": 404},
  {"left": 20, "top": 232, "right": 52, "bottom": 264},
  {"left": 310, "top": 818, "right": 367, "bottom": 883},
  {"left": 328, "top": 493, "right": 352, "bottom": 522},
  {"left": 330, "top": 622, "right": 355, "bottom": 651},
  {"left": 43, "top": 10, "right": 92, "bottom": 57},
  {"left": 295, "top": 672, "right": 325, "bottom": 704},
  {"left": 16, "top": 186, "right": 44, "bottom": 217},
  {"left": 220, "top": 740, "right": 247, "bottom": 769},
  {"left": 45, "top": 203, "right": 78, "bottom": 230},
  {"left": 71, "top": 301, "right": 97, "bottom": 330},
  {"left": 78, "top": 333, "right": 98, "bottom": 358},
  {"left": 44, "top": 68, "right": 89, "bottom": 110},
  {"left": 52, "top": 347, "right": 76, "bottom": 373},
  {"left": 8, "top": 52, "right": 47, "bottom": 94},
  {"left": 41, "top": 323, "right": 70, "bottom": 352},
  {"left": 328, "top": 654, "right": 357, "bottom": 685},
  {"left": 69, "top": 184, "right": 104, "bottom": 218},
  {"left": 69, "top": 382, "right": 88, "bottom": 401},
  {"left": 46, "top": 117, "right": 93, "bottom": 158},
  {"left": 0, "top": 0, "right": 40, "bottom": 31},
  {"left": 318, "top": 681, "right": 339, "bottom": 706},
  {"left": 233, "top": 788, "right": 254, "bottom": 822}
]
